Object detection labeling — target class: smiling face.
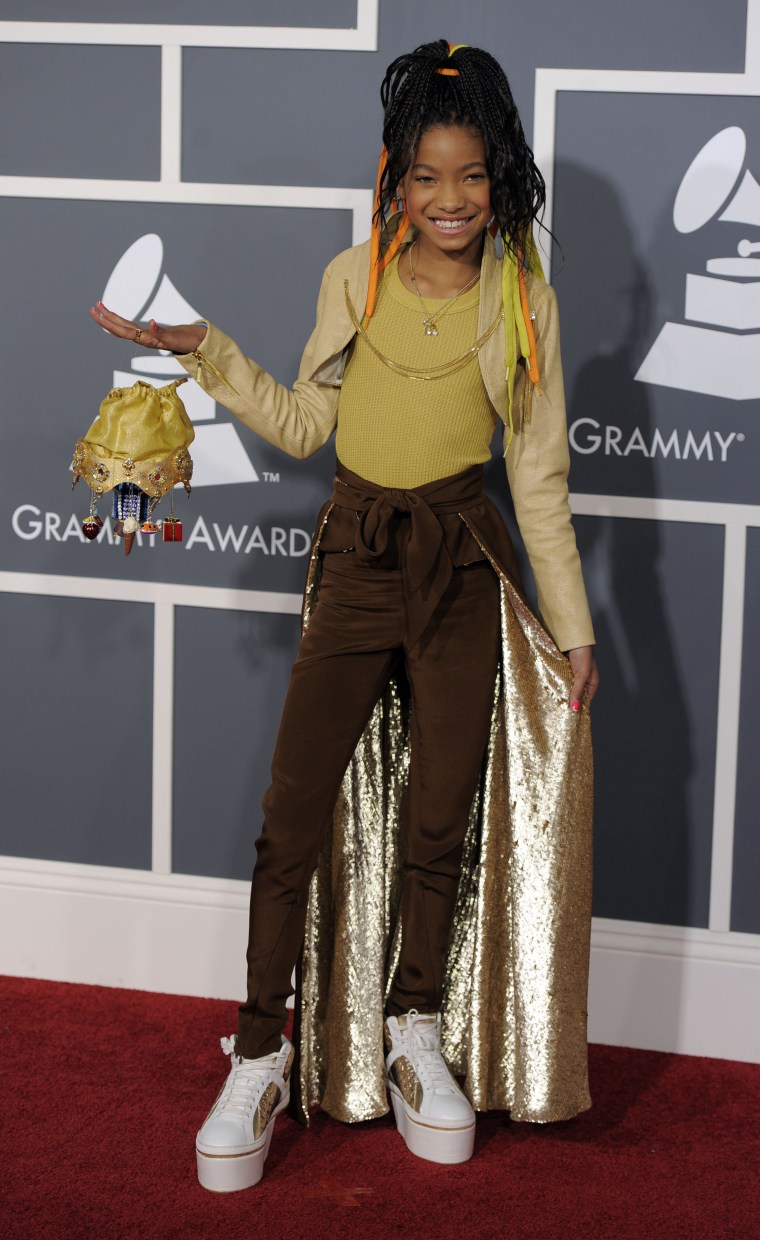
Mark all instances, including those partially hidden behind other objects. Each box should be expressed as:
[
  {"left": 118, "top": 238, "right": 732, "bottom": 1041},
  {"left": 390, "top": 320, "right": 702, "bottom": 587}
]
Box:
[{"left": 402, "top": 124, "right": 492, "bottom": 263}]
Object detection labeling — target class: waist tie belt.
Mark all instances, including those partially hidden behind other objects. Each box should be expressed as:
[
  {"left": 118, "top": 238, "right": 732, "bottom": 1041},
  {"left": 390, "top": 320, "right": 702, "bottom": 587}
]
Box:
[{"left": 330, "top": 461, "right": 487, "bottom": 649}]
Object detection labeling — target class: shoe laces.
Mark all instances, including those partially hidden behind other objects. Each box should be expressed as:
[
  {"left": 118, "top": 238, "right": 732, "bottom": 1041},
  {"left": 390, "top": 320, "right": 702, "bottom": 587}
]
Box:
[
  {"left": 215, "top": 1036, "right": 280, "bottom": 1119},
  {"left": 404, "top": 1010, "right": 457, "bottom": 1094}
]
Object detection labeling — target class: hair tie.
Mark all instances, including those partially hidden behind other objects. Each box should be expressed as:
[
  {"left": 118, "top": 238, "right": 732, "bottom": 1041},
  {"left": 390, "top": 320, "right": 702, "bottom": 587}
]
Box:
[{"left": 435, "top": 41, "right": 467, "bottom": 76}]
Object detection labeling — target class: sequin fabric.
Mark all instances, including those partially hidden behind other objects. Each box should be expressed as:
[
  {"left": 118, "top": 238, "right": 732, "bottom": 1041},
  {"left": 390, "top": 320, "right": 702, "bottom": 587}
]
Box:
[
  {"left": 294, "top": 505, "right": 593, "bottom": 1126},
  {"left": 387, "top": 1056, "right": 423, "bottom": 1112},
  {"left": 253, "top": 1082, "right": 281, "bottom": 1140}
]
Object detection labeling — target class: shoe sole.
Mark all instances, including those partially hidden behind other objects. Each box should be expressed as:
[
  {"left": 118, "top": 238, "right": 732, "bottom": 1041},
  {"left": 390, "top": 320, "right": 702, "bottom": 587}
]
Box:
[
  {"left": 196, "top": 1089, "right": 289, "bottom": 1193},
  {"left": 388, "top": 1082, "right": 475, "bottom": 1165}
]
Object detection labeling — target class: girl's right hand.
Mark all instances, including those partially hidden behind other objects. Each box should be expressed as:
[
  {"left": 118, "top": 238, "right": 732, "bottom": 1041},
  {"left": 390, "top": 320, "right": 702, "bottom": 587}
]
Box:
[{"left": 89, "top": 302, "right": 207, "bottom": 355}]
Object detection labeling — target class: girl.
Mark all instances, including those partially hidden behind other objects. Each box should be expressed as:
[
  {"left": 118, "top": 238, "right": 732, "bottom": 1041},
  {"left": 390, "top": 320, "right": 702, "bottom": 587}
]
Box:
[{"left": 91, "top": 40, "right": 598, "bottom": 1191}]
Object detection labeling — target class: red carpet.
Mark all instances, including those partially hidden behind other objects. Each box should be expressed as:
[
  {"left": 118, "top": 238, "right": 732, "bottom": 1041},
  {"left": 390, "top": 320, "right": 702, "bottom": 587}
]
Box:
[{"left": 1, "top": 976, "right": 758, "bottom": 1239}]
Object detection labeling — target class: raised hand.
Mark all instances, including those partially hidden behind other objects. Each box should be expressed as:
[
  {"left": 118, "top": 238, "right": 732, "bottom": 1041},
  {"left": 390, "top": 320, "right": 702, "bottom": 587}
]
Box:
[{"left": 89, "top": 301, "right": 206, "bottom": 355}]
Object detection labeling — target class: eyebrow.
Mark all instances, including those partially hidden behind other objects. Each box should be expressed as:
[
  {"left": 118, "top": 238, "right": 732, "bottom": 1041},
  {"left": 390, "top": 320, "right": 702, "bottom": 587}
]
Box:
[{"left": 412, "top": 161, "right": 487, "bottom": 172}]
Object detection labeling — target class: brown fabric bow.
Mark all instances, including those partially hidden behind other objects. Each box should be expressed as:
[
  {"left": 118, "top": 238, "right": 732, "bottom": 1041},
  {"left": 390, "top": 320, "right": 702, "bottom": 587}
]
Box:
[{"left": 330, "top": 462, "right": 487, "bottom": 649}]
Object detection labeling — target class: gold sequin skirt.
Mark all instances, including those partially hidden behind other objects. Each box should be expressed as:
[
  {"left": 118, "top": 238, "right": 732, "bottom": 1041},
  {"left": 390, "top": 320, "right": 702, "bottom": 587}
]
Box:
[{"left": 292, "top": 484, "right": 594, "bottom": 1126}]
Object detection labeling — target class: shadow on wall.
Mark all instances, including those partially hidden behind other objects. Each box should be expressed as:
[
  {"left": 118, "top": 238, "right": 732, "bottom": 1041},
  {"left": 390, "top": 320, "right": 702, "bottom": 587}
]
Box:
[{"left": 553, "top": 163, "right": 696, "bottom": 935}]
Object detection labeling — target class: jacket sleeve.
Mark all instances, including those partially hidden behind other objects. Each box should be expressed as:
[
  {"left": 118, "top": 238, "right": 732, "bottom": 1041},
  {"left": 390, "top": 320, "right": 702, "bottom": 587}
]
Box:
[
  {"left": 175, "top": 265, "right": 341, "bottom": 460},
  {"left": 506, "top": 283, "right": 595, "bottom": 651}
]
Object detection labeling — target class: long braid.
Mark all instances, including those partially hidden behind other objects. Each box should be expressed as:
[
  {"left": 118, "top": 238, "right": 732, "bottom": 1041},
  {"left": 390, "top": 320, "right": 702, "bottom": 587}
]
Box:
[{"left": 377, "top": 41, "right": 546, "bottom": 265}]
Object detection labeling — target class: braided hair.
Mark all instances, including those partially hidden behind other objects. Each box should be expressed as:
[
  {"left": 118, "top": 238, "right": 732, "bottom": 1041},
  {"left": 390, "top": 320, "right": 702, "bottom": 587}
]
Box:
[{"left": 378, "top": 40, "right": 546, "bottom": 265}]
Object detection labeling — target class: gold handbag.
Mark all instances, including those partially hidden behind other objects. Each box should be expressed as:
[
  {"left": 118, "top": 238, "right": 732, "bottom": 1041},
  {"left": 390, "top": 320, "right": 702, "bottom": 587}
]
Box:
[{"left": 71, "top": 378, "right": 194, "bottom": 554}]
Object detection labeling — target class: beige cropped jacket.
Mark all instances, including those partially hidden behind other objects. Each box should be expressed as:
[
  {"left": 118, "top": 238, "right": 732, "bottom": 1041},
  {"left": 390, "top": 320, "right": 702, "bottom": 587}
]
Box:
[{"left": 178, "top": 231, "right": 595, "bottom": 652}]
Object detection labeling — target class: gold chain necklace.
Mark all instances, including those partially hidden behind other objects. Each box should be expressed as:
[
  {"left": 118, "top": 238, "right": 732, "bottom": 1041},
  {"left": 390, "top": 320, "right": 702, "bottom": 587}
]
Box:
[
  {"left": 408, "top": 241, "right": 481, "bottom": 336},
  {"left": 344, "top": 281, "right": 502, "bottom": 381}
]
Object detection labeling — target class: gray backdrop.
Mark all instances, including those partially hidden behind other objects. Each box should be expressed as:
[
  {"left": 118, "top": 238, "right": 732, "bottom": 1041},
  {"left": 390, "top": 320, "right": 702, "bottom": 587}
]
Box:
[{"left": 0, "top": 1, "right": 756, "bottom": 935}]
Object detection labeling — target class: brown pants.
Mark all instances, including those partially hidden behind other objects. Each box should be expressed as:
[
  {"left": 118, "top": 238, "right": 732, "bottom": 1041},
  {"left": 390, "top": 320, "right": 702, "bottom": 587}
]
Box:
[{"left": 238, "top": 534, "right": 500, "bottom": 1059}]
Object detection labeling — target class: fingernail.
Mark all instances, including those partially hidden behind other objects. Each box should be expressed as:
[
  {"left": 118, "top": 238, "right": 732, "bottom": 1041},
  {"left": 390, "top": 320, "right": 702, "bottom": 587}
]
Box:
[
  {"left": 98, "top": 299, "right": 104, "bottom": 306},
  {"left": 571, "top": 700, "right": 580, "bottom": 712}
]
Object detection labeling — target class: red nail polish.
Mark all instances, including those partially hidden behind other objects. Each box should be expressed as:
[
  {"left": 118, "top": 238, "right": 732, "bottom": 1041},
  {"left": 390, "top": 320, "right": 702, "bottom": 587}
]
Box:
[{"left": 572, "top": 700, "right": 580, "bottom": 712}]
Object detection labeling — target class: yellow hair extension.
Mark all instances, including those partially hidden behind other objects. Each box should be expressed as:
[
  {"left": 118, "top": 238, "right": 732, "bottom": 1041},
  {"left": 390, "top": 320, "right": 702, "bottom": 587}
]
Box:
[{"left": 501, "top": 230, "right": 545, "bottom": 453}]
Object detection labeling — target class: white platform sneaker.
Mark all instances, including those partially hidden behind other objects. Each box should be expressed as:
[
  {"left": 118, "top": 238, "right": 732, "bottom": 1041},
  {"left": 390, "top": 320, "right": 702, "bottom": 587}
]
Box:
[
  {"left": 384, "top": 1010, "right": 476, "bottom": 1165},
  {"left": 196, "top": 1034, "right": 294, "bottom": 1193}
]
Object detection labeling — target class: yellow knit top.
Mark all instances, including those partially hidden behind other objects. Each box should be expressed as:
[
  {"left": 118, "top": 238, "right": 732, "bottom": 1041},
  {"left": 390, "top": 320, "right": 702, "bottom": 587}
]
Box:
[{"left": 335, "top": 250, "right": 497, "bottom": 488}]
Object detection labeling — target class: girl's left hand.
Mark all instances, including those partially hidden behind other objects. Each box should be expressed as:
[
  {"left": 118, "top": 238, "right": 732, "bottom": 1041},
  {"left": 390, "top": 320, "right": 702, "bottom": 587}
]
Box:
[
  {"left": 89, "top": 302, "right": 206, "bottom": 355},
  {"left": 566, "top": 646, "right": 599, "bottom": 711}
]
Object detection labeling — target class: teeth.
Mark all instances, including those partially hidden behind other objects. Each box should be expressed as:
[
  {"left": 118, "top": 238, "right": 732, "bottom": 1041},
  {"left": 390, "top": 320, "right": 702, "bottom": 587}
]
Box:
[{"left": 433, "top": 219, "right": 470, "bottom": 229}]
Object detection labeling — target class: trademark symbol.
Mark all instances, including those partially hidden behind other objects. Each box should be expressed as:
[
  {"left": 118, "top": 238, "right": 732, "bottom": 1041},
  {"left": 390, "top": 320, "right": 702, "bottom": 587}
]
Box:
[
  {"left": 737, "top": 434, "right": 745, "bottom": 442},
  {"left": 263, "top": 471, "right": 280, "bottom": 483}
]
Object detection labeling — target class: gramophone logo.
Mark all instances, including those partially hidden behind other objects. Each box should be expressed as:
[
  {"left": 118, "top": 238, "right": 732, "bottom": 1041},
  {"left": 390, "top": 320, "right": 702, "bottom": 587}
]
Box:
[
  {"left": 101, "top": 234, "right": 259, "bottom": 485},
  {"left": 636, "top": 126, "right": 760, "bottom": 401}
]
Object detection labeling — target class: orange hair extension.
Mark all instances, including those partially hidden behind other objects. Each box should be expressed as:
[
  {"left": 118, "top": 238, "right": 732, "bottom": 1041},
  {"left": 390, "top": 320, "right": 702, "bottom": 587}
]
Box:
[
  {"left": 363, "top": 146, "right": 411, "bottom": 322},
  {"left": 517, "top": 245, "right": 540, "bottom": 388},
  {"left": 363, "top": 149, "right": 385, "bottom": 322}
]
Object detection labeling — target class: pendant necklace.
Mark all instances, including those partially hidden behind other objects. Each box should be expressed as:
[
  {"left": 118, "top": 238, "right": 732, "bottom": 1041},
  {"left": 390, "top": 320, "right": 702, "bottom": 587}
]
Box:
[{"left": 407, "top": 241, "right": 480, "bottom": 336}]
